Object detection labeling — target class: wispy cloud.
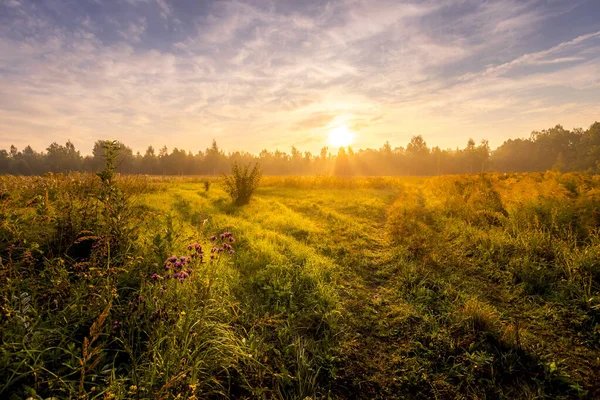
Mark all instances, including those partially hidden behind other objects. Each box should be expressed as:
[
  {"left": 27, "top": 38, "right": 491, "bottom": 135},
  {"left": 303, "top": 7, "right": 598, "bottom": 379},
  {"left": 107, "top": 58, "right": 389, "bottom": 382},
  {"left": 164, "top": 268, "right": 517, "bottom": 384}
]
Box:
[{"left": 0, "top": 0, "right": 599, "bottom": 153}]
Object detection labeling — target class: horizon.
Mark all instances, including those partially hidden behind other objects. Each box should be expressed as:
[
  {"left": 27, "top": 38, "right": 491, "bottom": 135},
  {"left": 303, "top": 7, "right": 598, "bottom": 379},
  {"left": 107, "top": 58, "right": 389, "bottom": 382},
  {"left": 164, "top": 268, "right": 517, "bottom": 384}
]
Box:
[
  {"left": 1, "top": 0, "right": 600, "bottom": 155},
  {"left": 2, "top": 119, "right": 599, "bottom": 158}
]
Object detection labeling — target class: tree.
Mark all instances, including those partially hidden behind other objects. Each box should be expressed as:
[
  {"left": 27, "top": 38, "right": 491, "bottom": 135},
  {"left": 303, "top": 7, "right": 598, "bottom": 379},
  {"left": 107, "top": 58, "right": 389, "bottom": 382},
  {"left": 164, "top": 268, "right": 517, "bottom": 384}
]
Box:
[
  {"left": 406, "top": 135, "right": 429, "bottom": 175},
  {"left": 142, "top": 146, "right": 158, "bottom": 174},
  {"left": 334, "top": 147, "right": 350, "bottom": 176},
  {"left": 46, "top": 141, "right": 82, "bottom": 173}
]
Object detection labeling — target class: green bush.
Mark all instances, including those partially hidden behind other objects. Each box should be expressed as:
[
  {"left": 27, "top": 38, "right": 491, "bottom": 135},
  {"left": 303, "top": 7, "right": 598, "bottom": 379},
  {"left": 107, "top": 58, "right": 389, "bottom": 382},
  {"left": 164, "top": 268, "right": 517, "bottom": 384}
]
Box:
[{"left": 222, "top": 162, "right": 262, "bottom": 206}]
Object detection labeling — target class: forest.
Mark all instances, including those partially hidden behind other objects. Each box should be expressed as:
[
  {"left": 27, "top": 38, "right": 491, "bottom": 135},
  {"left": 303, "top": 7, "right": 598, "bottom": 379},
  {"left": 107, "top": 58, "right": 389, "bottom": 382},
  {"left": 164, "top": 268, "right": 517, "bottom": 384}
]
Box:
[{"left": 2, "top": 122, "right": 599, "bottom": 176}]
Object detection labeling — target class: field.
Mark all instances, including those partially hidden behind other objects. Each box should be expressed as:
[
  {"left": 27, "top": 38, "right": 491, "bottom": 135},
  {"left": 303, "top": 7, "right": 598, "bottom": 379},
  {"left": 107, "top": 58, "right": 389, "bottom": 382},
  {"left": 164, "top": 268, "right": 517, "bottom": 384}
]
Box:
[{"left": 1, "top": 172, "right": 599, "bottom": 399}]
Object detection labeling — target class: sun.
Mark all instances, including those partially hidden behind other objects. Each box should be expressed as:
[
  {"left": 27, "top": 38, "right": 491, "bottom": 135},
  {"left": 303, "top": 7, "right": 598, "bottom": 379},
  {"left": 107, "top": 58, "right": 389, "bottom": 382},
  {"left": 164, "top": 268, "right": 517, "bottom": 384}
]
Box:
[{"left": 328, "top": 125, "right": 355, "bottom": 147}]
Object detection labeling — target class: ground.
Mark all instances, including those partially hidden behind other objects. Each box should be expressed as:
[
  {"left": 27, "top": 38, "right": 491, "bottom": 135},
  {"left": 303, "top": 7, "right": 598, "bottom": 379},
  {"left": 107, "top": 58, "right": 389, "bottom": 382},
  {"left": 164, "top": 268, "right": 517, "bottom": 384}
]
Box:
[{"left": 1, "top": 173, "right": 599, "bottom": 399}]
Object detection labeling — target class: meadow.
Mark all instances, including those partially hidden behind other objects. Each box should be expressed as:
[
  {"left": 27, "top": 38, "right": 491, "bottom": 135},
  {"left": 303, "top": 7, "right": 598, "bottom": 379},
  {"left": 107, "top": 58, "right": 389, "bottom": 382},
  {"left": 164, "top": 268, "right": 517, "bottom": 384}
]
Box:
[{"left": 1, "top": 171, "right": 599, "bottom": 399}]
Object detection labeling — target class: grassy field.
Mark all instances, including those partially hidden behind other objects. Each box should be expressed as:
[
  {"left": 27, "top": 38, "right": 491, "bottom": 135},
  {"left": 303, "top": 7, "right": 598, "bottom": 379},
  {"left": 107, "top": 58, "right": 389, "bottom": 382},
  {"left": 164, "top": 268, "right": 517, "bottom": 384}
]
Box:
[{"left": 1, "top": 172, "right": 599, "bottom": 399}]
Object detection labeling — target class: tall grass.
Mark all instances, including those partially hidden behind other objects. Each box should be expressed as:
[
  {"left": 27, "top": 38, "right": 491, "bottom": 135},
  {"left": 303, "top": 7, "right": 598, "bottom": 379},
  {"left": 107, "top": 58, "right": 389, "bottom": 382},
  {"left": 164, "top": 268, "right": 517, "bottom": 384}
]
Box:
[{"left": 0, "top": 171, "right": 598, "bottom": 398}]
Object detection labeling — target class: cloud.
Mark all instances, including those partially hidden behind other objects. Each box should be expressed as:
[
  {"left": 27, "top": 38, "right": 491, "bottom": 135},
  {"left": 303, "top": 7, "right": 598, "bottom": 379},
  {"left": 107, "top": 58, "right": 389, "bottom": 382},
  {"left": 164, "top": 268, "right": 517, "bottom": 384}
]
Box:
[
  {"left": 292, "top": 113, "right": 337, "bottom": 131},
  {"left": 0, "top": 0, "right": 599, "bottom": 154},
  {"left": 118, "top": 18, "right": 147, "bottom": 43}
]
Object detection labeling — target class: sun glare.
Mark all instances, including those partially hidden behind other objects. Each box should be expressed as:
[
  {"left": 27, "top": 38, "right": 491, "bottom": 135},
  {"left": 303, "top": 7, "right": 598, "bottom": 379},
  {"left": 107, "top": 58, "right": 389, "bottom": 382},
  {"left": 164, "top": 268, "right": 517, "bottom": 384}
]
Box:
[{"left": 328, "top": 125, "right": 355, "bottom": 147}]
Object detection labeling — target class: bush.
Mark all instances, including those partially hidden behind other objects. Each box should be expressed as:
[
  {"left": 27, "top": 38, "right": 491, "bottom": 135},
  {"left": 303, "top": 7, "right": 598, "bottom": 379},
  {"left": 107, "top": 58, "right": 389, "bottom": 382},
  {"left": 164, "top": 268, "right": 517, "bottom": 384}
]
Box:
[{"left": 222, "top": 162, "right": 262, "bottom": 206}]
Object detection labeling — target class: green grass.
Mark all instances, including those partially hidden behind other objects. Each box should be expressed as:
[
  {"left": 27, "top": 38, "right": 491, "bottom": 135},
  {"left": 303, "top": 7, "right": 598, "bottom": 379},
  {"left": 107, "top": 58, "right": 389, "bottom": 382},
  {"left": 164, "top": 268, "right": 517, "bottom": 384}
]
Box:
[{"left": 0, "top": 173, "right": 599, "bottom": 399}]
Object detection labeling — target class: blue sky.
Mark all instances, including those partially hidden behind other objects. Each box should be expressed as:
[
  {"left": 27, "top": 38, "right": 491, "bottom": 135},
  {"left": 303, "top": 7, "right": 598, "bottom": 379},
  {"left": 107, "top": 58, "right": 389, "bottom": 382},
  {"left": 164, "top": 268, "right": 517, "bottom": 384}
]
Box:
[{"left": 1, "top": 0, "right": 599, "bottom": 155}]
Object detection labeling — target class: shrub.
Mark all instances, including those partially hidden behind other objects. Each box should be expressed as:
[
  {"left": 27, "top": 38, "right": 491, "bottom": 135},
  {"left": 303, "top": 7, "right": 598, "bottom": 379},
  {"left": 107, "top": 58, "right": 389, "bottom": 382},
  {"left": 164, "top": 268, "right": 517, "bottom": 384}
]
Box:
[
  {"left": 222, "top": 162, "right": 262, "bottom": 206},
  {"left": 203, "top": 179, "right": 211, "bottom": 192}
]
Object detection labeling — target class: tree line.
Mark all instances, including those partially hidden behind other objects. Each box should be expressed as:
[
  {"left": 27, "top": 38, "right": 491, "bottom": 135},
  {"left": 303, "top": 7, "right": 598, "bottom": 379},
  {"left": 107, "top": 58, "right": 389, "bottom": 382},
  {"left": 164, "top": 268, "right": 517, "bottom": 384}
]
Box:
[{"left": 2, "top": 122, "right": 599, "bottom": 176}]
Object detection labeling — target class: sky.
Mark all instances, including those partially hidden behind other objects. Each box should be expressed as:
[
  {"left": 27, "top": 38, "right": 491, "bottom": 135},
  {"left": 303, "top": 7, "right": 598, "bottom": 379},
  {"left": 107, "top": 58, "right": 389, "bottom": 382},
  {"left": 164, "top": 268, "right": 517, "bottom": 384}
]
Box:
[{"left": 1, "top": 0, "right": 599, "bottom": 155}]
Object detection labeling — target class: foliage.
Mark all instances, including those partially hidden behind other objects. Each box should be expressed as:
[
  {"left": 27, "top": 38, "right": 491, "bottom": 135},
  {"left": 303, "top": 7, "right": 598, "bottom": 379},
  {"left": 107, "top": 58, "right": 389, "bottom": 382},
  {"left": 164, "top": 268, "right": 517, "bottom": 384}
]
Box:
[
  {"left": 0, "top": 172, "right": 599, "bottom": 399},
  {"left": 222, "top": 162, "right": 262, "bottom": 206}
]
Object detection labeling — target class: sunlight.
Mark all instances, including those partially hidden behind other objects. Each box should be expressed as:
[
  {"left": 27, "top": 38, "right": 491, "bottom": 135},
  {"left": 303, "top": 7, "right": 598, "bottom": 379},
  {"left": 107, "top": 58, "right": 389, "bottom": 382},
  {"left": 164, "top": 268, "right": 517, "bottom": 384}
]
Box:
[{"left": 328, "top": 125, "right": 355, "bottom": 147}]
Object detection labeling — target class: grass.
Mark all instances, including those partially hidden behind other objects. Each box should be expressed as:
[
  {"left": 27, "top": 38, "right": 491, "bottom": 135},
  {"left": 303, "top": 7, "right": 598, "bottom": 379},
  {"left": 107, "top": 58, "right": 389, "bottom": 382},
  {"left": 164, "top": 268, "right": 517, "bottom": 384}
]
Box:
[{"left": 0, "top": 172, "right": 599, "bottom": 399}]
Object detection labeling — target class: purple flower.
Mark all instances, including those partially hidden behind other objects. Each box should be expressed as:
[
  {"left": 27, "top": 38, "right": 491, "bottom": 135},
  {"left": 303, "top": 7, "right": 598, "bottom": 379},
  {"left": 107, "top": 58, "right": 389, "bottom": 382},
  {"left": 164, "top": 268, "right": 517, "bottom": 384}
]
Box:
[
  {"left": 168, "top": 256, "right": 178, "bottom": 263},
  {"left": 210, "top": 235, "right": 217, "bottom": 241},
  {"left": 229, "top": 249, "right": 235, "bottom": 254},
  {"left": 151, "top": 273, "right": 160, "bottom": 280}
]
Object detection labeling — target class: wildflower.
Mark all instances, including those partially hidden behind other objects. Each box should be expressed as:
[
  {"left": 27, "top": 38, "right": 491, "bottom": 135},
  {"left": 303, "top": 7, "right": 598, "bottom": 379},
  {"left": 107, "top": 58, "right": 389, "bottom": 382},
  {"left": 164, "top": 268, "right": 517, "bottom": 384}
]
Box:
[
  {"left": 229, "top": 249, "right": 235, "bottom": 254},
  {"left": 210, "top": 235, "right": 217, "bottom": 241},
  {"left": 151, "top": 273, "right": 160, "bottom": 280}
]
